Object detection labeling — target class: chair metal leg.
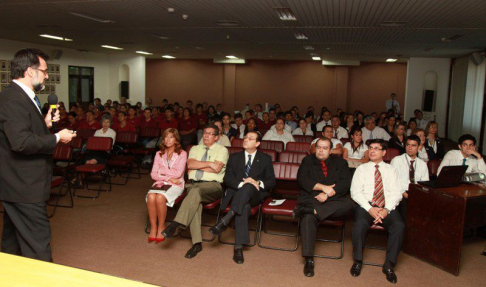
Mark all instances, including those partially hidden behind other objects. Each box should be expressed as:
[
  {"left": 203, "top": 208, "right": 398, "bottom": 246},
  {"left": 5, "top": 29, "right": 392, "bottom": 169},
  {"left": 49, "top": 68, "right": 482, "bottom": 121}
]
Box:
[
  {"left": 257, "top": 213, "right": 300, "bottom": 252},
  {"left": 362, "top": 232, "right": 387, "bottom": 267},
  {"left": 48, "top": 179, "right": 74, "bottom": 218},
  {"left": 313, "top": 224, "right": 345, "bottom": 260},
  {"left": 74, "top": 171, "right": 110, "bottom": 199},
  {"left": 217, "top": 208, "right": 261, "bottom": 247}
]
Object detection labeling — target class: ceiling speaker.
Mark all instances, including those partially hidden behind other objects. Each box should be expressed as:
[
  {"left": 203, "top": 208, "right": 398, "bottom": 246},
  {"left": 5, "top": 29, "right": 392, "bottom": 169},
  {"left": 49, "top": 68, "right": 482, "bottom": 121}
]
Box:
[
  {"left": 51, "top": 49, "right": 63, "bottom": 60},
  {"left": 470, "top": 52, "right": 484, "bottom": 66}
]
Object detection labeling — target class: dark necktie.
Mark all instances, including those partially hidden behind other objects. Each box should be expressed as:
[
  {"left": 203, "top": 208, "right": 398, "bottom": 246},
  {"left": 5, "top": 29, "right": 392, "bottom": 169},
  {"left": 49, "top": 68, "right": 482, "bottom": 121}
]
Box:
[
  {"left": 372, "top": 165, "right": 385, "bottom": 208},
  {"left": 462, "top": 158, "right": 467, "bottom": 166},
  {"left": 409, "top": 160, "right": 415, "bottom": 184},
  {"left": 321, "top": 161, "right": 328, "bottom": 177},
  {"left": 245, "top": 154, "right": 252, "bottom": 178},
  {"left": 334, "top": 129, "right": 338, "bottom": 139},
  {"left": 195, "top": 147, "right": 209, "bottom": 180},
  {"left": 33, "top": 95, "right": 42, "bottom": 112}
]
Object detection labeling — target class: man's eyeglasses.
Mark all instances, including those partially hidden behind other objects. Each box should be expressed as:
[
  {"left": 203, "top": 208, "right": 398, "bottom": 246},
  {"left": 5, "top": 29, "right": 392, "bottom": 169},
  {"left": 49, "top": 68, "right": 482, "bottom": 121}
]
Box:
[
  {"left": 33, "top": 68, "right": 48, "bottom": 76},
  {"left": 368, "top": 147, "right": 383, "bottom": 151}
]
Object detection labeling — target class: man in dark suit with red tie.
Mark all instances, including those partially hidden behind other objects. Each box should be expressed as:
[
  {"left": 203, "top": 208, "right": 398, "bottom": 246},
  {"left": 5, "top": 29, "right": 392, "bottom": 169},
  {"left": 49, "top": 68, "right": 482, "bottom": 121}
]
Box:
[
  {"left": 209, "top": 131, "right": 276, "bottom": 264},
  {"left": 294, "top": 136, "right": 353, "bottom": 277},
  {"left": 0, "top": 48, "right": 76, "bottom": 262}
]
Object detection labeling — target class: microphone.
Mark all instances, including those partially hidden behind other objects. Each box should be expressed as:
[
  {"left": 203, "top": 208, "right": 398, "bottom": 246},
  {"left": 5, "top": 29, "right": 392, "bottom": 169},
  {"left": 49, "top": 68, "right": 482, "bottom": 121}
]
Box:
[{"left": 47, "top": 94, "right": 58, "bottom": 129}]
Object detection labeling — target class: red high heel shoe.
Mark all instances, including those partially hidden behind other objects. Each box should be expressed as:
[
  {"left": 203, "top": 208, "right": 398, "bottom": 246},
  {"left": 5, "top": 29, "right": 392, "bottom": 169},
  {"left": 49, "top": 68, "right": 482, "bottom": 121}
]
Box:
[
  {"left": 148, "top": 237, "right": 156, "bottom": 243},
  {"left": 155, "top": 237, "right": 165, "bottom": 244}
]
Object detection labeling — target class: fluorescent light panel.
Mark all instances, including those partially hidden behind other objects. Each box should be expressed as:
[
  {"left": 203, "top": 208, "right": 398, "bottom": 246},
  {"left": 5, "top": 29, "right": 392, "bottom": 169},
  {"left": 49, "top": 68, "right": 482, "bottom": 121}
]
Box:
[
  {"left": 136, "top": 51, "right": 153, "bottom": 55},
  {"left": 70, "top": 12, "right": 114, "bottom": 24},
  {"left": 162, "top": 55, "right": 176, "bottom": 59},
  {"left": 386, "top": 58, "right": 397, "bottom": 62},
  {"left": 40, "top": 34, "right": 73, "bottom": 41},
  {"left": 214, "top": 59, "right": 246, "bottom": 64},
  {"left": 226, "top": 55, "right": 238, "bottom": 59},
  {"left": 312, "top": 57, "right": 321, "bottom": 61},
  {"left": 274, "top": 7, "right": 297, "bottom": 21},
  {"left": 295, "top": 33, "right": 308, "bottom": 40},
  {"left": 101, "top": 45, "right": 123, "bottom": 50}
]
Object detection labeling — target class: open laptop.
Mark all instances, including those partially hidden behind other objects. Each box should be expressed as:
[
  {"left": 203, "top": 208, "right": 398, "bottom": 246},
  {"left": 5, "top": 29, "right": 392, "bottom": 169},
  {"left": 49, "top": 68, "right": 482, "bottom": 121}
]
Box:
[{"left": 418, "top": 165, "right": 468, "bottom": 188}]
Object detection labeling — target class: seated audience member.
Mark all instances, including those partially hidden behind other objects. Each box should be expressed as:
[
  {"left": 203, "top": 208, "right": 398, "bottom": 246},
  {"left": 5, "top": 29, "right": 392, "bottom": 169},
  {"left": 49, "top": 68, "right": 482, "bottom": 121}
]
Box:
[
  {"left": 112, "top": 111, "right": 136, "bottom": 133},
  {"left": 361, "top": 116, "right": 391, "bottom": 143},
  {"left": 216, "top": 103, "right": 224, "bottom": 116},
  {"left": 350, "top": 139, "right": 404, "bottom": 284},
  {"left": 384, "top": 115, "right": 397, "bottom": 137},
  {"left": 209, "top": 131, "right": 275, "bottom": 264},
  {"left": 315, "top": 109, "right": 332, "bottom": 132},
  {"left": 139, "top": 108, "right": 158, "bottom": 130},
  {"left": 179, "top": 108, "right": 198, "bottom": 147},
  {"left": 411, "top": 128, "right": 428, "bottom": 162},
  {"left": 284, "top": 111, "right": 298, "bottom": 132},
  {"left": 162, "top": 124, "right": 229, "bottom": 259},
  {"left": 195, "top": 104, "right": 208, "bottom": 142},
  {"left": 254, "top": 104, "right": 263, "bottom": 120},
  {"left": 186, "top": 100, "right": 194, "bottom": 113},
  {"left": 388, "top": 122, "right": 407, "bottom": 154},
  {"left": 391, "top": 135, "right": 429, "bottom": 220},
  {"left": 259, "top": 112, "right": 273, "bottom": 131},
  {"left": 343, "top": 127, "right": 369, "bottom": 168},
  {"left": 222, "top": 113, "right": 238, "bottom": 142},
  {"left": 75, "top": 106, "right": 85, "bottom": 122},
  {"left": 354, "top": 111, "right": 365, "bottom": 128},
  {"left": 424, "top": 121, "right": 445, "bottom": 160},
  {"left": 199, "top": 119, "right": 231, "bottom": 147},
  {"left": 304, "top": 112, "right": 317, "bottom": 133},
  {"left": 176, "top": 106, "right": 184, "bottom": 120},
  {"left": 331, "top": 115, "right": 348, "bottom": 139},
  {"left": 310, "top": 126, "right": 343, "bottom": 155},
  {"left": 241, "top": 118, "right": 259, "bottom": 138},
  {"left": 438, "top": 134, "right": 486, "bottom": 175},
  {"left": 386, "top": 93, "right": 401, "bottom": 114},
  {"left": 207, "top": 105, "right": 218, "bottom": 122},
  {"left": 294, "top": 137, "right": 353, "bottom": 277},
  {"left": 376, "top": 112, "right": 387, "bottom": 127},
  {"left": 57, "top": 106, "right": 69, "bottom": 127},
  {"left": 152, "top": 106, "right": 163, "bottom": 123},
  {"left": 343, "top": 113, "right": 356, "bottom": 133},
  {"left": 78, "top": 111, "right": 102, "bottom": 130},
  {"left": 292, "top": 118, "right": 314, "bottom": 136},
  {"left": 159, "top": 107, "right": 178, "bottom": 133},
  {"left": 231, "top": 113, "right": 246, "bottom": 139},
  {"left": 268, "top": 108, "right": 277, "bottom": 126},
  {"left": 147, "top": 128, "right": 187, "bottom": 243},
  {"left": 67, "top": 112, "right": 79, "bottom": 131},
  {"left": 415, "top": 110, "right": 428, "bottom": 129},
  {"left": 262, "top": 118, "right": 295, "bottom": 148},
  {"left": 406, "top": 119, "right": 417, "bottom": 137},
  {"left": 127, "top": 106, "right": 140, "bottom": 128}
]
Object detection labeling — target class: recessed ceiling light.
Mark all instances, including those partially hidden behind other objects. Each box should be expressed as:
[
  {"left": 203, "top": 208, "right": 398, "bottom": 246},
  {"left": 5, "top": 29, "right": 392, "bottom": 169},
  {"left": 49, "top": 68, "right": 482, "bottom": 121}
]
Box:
[
  {"left": 39, "top": 34, "right": 73, "bottom": 41},
  {"left": 441, "top": 35, "right": 464, "bottom": 42},
  {"left": 146, "top": 33, "right": 170, "bottom": 40},
  {"left": 312, "top": 57, "right": 321, "bottom": 61},
  {"left": 380, "top": 21, "right": 408, "bottom": 27},
  {"left": 70, "top": 12, "right": 114, "bottom": 24},
  {"left": 226, "top": 55, "right": 238, "bottom": 59},
  {"left": 295, "top": 33, "right": 308, "bottom": 40},
  {"left": 386, "top": 58, "right": 397, "bottom": 62},
  {"left": 303, "top": 46, "right": 314, "bottom": 50},
  {"left": 274, "top": 7, "right": 297, "bottom": 21},
  {"left": 136, "top": 51, "right": 153, "bottom": 55},
  {"left": 162, "top": 55, "right": 176, "bottom": 59},
  {"left": 101, "top": 45, "right": 123, "bottom": 50},
  {"left": 215, "top": 20, "right": 240, "bottom": 27},
  {"left": 326, "top": 47, "right": 331, "bottom": 50}
]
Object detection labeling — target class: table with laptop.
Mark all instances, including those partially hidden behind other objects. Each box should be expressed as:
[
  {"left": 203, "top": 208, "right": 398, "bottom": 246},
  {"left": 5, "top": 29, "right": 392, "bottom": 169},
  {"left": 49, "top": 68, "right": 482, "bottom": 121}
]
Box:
[{"left": 403, "top": 165, "right": 486, "bottom": 276}]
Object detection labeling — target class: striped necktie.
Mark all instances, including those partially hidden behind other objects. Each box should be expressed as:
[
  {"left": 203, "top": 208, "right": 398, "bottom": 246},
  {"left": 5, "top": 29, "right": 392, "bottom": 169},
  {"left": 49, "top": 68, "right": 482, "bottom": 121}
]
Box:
[
  {"left": 245, "top": 154, "right": 252, "bottom": 178},
  {"left": 372, "top": 164, "right": 385, "bottom": 208}
]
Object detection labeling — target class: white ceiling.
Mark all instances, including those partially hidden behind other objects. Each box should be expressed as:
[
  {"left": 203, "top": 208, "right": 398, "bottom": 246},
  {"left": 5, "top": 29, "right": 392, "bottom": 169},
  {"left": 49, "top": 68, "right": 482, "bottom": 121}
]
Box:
[{"left": 0, "top": 0, "right": 484, "bottom": 61}]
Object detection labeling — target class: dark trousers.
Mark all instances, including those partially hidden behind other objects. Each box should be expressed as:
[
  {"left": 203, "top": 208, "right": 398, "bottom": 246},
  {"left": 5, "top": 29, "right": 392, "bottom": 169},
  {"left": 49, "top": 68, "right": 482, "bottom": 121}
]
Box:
[
  {"left": 1, "top": 201, "right": 52, "bottom": 262},
  {"left": 224, "top": 184, "right": 262, "bottom": 245},
  {"left": 300, "top": 198, "right": 353, "bottom": 257},
  {"left": 398, "top": 198, "right": 407, "bottom": 221},
  {"left": 351, "top": 205, "right": 405, "bottom": 265}
]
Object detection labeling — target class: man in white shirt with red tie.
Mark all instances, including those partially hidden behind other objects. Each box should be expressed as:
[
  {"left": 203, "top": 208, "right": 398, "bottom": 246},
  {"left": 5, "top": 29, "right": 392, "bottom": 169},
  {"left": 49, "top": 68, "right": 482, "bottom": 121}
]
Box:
[
  {"left": 331, "top": 115, "right": 348, "bottom": 140},
  {"left": 350, "top": 139, "right": 404, "bottom": 284},
  {"left": 390, "top": 135, "right": 429, "bottom": 220}
]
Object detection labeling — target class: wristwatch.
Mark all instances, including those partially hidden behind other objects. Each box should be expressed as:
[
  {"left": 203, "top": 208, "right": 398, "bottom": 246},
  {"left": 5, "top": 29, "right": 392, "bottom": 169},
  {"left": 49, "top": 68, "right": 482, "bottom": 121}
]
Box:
[{"left": 384, "top": 208, "right": 390, "bottom": 214}]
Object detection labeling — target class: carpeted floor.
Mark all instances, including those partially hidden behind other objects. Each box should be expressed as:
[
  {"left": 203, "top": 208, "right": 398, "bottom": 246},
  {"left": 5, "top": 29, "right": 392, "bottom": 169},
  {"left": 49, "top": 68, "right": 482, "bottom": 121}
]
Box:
[{"left": 1, "top": 172, "right": 485, "bottom": 286}]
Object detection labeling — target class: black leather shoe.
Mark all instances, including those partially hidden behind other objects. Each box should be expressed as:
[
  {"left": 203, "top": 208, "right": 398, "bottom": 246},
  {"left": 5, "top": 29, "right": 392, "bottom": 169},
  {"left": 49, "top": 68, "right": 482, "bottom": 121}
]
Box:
[
  {"left": 233, "top": 248, "right": 244, "bottom": 264},
  {"left": 184, "top": 244, "right": 202, "bottom": 259},
  {"left": 382, "top": 267, "right": 397, "bottom": 284},
  {"left": 161, "top": 222, "right": 180, "bottom": 238},
  {"left": 209, "top": 221, "right": 228, "bottom": 236},
  {"left": 350, "top": 261, "right": 363, "bottom": 277},
  {"left": 304, "top": 259, "right": 315, "bottom": 277}
]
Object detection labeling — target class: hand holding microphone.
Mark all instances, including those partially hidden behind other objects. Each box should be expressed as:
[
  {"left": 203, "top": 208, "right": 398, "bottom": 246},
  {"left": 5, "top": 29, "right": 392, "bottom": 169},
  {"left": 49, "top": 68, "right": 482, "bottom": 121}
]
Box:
[{"left": 45, "top": 94, "right": 59, "bottom": 128}]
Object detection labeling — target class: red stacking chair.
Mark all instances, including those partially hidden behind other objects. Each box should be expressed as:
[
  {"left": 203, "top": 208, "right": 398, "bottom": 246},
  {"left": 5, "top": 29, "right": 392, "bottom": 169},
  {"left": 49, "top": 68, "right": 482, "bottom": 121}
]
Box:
[
  {"left": 286, "top": 142, "right": 311, "bottom": 153},
  {"left": 383, "top": 148, "right": 400, "bottom": 163},
  {"left": 259, "top": 128, "right": 269, "bottom": 137},
  {"left": 279, "top": 151, "right": 307, "bottom": 164},
  {"left": 232, "top": 138, "right": 244, "bottom": 147},
  {"left": 76, "top": 128, "right": 96, "bottom": 141},
  {"left": 362, "top": 224, "right": 387, "bottom": 267},
  {"left": 185, "top": 144, "right": 195, "bottom": 154},
  {"left": 272, "top": 162, "right": 301, "bottom": 197},
  {"left": 259, "top": 149, "right": 277, "bottom": 162},
  {"left": 293, "top": 135, "right": 314, "bottom": 143},
  {"left": 47, "top": 144, "right": 75, "bottom": 218},
  {"left": 228, "top": 146, "right": 244, "bottom": 155},
  {"left": 216, "top": 203, "right": 262, "bottom": 247},
  {"left": 108, "top": 131, "right": 140, "bottom": 185},
  {"left": 259, "top": 140, "right": 284, "bottom": 153},
  {"left": 74, "top": 137, "right": 113, "bottom": 199}
]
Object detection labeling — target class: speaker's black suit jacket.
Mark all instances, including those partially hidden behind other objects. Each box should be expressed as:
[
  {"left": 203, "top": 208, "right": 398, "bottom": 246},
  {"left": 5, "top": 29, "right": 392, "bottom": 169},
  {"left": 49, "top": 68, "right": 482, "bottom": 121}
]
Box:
[
  {"left": 0, "top": 82, "right": 57, "bottom": 203},
  {"left": 222, "top": 150, "right": 276, "bottom": 209}
]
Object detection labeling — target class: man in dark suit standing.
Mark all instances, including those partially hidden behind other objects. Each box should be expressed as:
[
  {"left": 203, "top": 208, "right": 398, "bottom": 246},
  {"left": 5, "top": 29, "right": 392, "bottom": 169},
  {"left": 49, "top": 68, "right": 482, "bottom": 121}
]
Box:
[
  {"left": 209, "top": 131, "right": 276, "bottom": 264},
  {"left": 294, "top": 136, "right": 353, "bottom": 277},
  {"left": 0, "top": 48, "right": 76, "bottom": 262}
]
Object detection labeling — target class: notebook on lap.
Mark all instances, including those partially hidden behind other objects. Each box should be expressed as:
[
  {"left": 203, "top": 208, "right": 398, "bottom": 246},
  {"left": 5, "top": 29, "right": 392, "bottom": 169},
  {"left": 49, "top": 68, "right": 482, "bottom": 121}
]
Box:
[{"left": 418, "top": 165, "right": 468, "bottom": 188}]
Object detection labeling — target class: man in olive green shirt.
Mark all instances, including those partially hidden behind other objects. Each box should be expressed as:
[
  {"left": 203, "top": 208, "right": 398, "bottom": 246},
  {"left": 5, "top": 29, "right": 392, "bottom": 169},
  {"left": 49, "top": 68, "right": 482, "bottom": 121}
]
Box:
[{"left": 162, "top": 123, "right": 229, "bottom": 259}]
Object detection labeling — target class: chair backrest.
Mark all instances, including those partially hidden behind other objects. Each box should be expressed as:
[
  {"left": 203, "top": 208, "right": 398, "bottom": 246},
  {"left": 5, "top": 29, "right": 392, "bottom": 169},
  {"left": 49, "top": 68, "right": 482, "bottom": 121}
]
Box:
[
  {"left": 86, "top": 137, "right": 113, "bottom": 152},
  {"left": 259, "top": 149, "right": 277, "bottom": 162},
  {"left": 286, "top": 142, "right": 310, "bottom": 153},
  {"left": 70, "top": 136, "right": 84, "bottom": 149},
  {"left": 293, "top": 135, "right": 314, "bottom": 143},
  {"left": 53, "top": 144, "right": 73, "bottom": 161},
  {"left": 279, "top": 151, "right": 307, "bottom": 164},
  {"left": 77, "top": 128, "right": 96, "bottom": 140},
  {"left": 259, "top": 140, "right": 284, "bottom": 153},
  {"left": 272, "top": 162, "right": 300, "bottom": 181},
  {"left": 383, "top": 148, "right": 400, "bottom": 163},
  {"left": 227, "top": 146, "right": 244, "bottom": 155},
  {"left": 185, "top": 144, "right": 195, "bottom": 154},
  {"left": 340, "top": 138, "right": 350, "bottom": 145},
  {"left": 231, "top": 138, "right": 244, "bottom": 147},
  {"left": 427, "top": 159, "right": 442, "bottom": 177},
  {"left": 140, "top": 127, "right": 160, "bottom": 138},
  {"left": 259, "top": 128, "right": 269, "bottom": 137},
  {"left": 116, "top": 131, "right": 139, "bottom": 144}
]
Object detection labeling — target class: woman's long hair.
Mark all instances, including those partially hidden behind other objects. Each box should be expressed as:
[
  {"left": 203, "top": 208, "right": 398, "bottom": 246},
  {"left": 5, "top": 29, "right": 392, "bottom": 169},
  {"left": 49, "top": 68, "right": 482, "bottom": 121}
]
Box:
[
  {"left": 350, "top": 126, "right": 364, "bottom": 154},
  {"left": 159, "top": 128, "right": 183, "bottom": 157}
]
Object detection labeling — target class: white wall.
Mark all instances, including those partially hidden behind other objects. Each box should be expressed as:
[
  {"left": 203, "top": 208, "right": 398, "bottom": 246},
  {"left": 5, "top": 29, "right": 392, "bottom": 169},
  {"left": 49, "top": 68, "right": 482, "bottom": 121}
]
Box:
[
  {"left": 0, "top": 38, "right": 145, "bottom": 106},
  {"left": 404, "top": 57, "right": 451, "bottom": 138}
]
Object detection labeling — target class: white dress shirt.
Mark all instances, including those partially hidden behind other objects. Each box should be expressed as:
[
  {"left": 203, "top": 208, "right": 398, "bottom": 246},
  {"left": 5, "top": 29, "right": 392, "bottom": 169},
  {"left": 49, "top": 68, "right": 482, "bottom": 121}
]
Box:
[
  {"left": 269, "top": 123, "right": 292, "bottom": 133},
  {"left": 438, "top": 150, "right": 486, "bottom": 175},
  {"left": 231, "top": 124, "right": 246, "bottom": 138},
  {"left": 292, "top": 128, "right": 314, "bottom": 136},
  {"left": 199, "top": 134, "right": 231, "bottom": 147},
  {"left": 361, "top": 126, "right": 391, "bottom": 143},
  {"left": 262, "top": 129, "right": 294, "bottom": 148},
  {"left": 385, "top": 99, "right": 401, "bottom": 113},
  {"left": 351, "top": 161, "right": 403, "bottom": 212},
  {"left": 333, "top": 126, "right": 349, "bottom": 140},
  {"left": 310, "top": 138, "right": 342, "bottom": 149},
  {"left": 344, "top": 142, "right": 368, "bottom": 159},
  {"left": 94, "top": 128, "right": 117, "bottom": 146},
  {"left": 316, "top": 120, "right": 332, "bottom": 133},
  {"left": 416, "top": 119, "right": 429, "bottom": 130},
  {"left": 417, "top": 147, "right": 429, "bottom": 162},
  {"left": 237, "top": 150, "right": 264, "bottom": 189},
  {"left": 390, "top": 154, "right": 429, "bottom": 192}
]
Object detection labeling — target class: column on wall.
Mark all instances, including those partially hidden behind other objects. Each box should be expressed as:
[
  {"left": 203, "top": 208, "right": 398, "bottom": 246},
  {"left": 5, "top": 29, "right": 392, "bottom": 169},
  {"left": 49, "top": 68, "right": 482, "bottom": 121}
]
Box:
[
  {"left": 222, "top": 64, "right": 236, "bottom": 112},
  {"left": 462, "top": 59, "right": 485, "bottom": 141}
]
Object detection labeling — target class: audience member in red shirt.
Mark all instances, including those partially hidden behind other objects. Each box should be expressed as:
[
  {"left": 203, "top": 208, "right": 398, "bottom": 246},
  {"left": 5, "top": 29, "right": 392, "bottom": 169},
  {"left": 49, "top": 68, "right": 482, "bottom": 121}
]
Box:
[
  {"left": 109, "top": 107, "right": 119, "bottom": 126},
  {"left": 176, "top": 106, "right": 184, "bottom": 120},
  {"left": 112, "top": 111, "right": 136, "bottom": 132},
  {"left": 78, "top": 111, "right": 102, "bottom": 130},
  {"left": 127, "top": 107, "right": 141, "bottom": 127},
  {"left": 159, "top": 107, "right": 178, "bottom": 132},
  {"left": 194, "top": 104, "right": 207, "bottom": 130},
  {"left": 75, "top": 106, "right": 85, "bottom": 123},
  {"left": 178, "top": 108, "right": 197, "bottom": 147},
  {"left": 67, "top": 112, "right": 79, "bottom": 131},
  {"left": 139, "top": 108, "right": 158, "bottom": 129},
  {"left": 259, "top": 112, "right": 273, "bottom": 131}
]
